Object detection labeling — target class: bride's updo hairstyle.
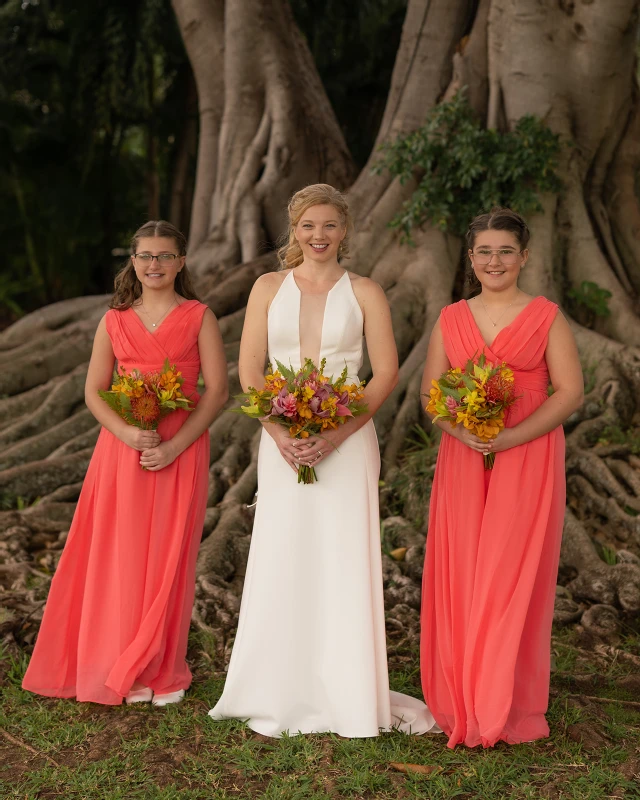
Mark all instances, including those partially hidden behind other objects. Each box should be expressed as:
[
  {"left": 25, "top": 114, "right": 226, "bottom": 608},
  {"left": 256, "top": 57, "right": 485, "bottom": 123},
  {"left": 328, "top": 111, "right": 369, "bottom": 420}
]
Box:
[
  {"left": 465, "top": 207, "right": 530, "bottom": 292},
  {"left": 110, "top": 220, "right": 200, "bottom": 310},
  {"left": 277, "top": 183, "right": 353, "bottom": 270}
]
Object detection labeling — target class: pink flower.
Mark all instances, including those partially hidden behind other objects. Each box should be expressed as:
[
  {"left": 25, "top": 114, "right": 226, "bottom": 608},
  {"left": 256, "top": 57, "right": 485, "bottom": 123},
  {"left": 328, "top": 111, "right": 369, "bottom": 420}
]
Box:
[
  {"left": 272, "top": 389, "right": 298, "bottom": 417},
  {"left": 445, "top": 395, "right": 458, "bottom": 415},
  {"left": 309, "top": 394, "right": 330, "bottom": 417},
  {"left": 336, "top": 391, "right": 353, "bottom": 417}
]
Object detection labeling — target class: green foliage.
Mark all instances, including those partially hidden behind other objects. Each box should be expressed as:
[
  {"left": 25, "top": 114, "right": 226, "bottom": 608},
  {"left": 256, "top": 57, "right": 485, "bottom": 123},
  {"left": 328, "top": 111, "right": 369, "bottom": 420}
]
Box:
[
  {"left": 567, "top": 281, "right": 612, "bottom": 319},
  {"left": 597, "top": 424, "right": 640, "bottom": 455},
  {"left": 0, "top": 493, "right": 39, "bottom": 510},
  {"left": 373, "top": 91, "right": 563, "bottom": 240},
  {"left": 598, "top": 544, "right": 618, "bottom": 566},
  {"left": 381, "top": 425, "right": 438, "bottom": 527},
  {"left": 0, "top": 0, "right": 189, "bottom": 322}
]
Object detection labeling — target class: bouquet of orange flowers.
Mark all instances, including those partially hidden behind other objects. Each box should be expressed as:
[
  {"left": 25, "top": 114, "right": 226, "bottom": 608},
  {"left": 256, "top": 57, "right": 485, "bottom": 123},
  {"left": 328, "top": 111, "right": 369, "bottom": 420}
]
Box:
[
  {"left": 425, "top": 353, "right": 518, "bottom": 468},
  {"left": 99, "top": 359, "right": 193, "bottom": 456},
  {"left": 236, "top": 358, "right": 368, "bottom": 484}
]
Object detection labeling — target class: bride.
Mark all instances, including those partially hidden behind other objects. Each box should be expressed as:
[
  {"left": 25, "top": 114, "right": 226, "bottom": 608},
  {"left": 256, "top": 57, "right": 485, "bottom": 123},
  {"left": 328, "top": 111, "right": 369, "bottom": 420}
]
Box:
[{"left": 209, "top": 183, "right": 439, "bottom": 738}]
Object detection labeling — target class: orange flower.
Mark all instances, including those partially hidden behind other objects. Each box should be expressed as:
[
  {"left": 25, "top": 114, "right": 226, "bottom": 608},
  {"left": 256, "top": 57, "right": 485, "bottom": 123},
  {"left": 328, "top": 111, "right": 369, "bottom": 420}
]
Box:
[{"left": 130, "top": 394, "right": 160, "bottom": 427}]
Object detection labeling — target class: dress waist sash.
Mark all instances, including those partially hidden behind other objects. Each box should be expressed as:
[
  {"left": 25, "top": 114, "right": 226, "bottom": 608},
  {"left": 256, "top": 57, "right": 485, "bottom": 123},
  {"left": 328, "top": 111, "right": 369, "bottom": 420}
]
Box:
[{"left": 512, "top": 368, "right": 549, "bottom": 393}]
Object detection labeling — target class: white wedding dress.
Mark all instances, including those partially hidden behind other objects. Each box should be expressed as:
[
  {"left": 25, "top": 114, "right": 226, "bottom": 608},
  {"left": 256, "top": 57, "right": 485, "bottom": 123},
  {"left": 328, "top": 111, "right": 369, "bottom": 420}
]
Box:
[{"left": 209, "top": 270, "right": 439, "bottom": 738}]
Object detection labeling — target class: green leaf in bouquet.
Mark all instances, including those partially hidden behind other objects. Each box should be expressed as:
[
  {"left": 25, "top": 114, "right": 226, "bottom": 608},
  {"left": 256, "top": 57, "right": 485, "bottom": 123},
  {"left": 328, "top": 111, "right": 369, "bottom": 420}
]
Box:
[
  {"left": 273, "top": 359, "right": 298, "bottom": 384},
  {"left": 98, "top": 390, "right": 123, "bottom": 416},
  {"left": 460, "top": 374, "right": 477, "bottom": 392},
  {"left": 441, "top": 384, "right": 463, "bottom": 400}
]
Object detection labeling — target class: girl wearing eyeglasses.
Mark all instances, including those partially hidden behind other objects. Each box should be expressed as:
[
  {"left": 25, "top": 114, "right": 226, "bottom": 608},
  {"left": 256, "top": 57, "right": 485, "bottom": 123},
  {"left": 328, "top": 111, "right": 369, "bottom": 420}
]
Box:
[
  {"left": 22, "top": 220, "right": 228, "bottom": 706},
  {"left": 420, "top": 207, "right": 584, "bottom": 747}
]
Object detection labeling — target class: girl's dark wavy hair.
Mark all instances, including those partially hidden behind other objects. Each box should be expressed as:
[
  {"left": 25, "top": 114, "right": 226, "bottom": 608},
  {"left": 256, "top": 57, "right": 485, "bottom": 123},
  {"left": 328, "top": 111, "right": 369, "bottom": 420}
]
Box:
[
  {"left": 464, "top": 207, "right": 530, "bottom": 293},
  {"left": 110, "top": 220, "right": 200, "bottom": 310}
]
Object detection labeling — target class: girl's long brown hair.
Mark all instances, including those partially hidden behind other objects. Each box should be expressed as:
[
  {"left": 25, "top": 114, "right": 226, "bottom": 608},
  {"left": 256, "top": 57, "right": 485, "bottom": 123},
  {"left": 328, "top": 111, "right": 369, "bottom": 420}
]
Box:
[
  {"left": 277, "top": 184, "right": 352, "bottom": 270},
  {"left": 110, "top": 220, "right": 200, "bottom": 310}
]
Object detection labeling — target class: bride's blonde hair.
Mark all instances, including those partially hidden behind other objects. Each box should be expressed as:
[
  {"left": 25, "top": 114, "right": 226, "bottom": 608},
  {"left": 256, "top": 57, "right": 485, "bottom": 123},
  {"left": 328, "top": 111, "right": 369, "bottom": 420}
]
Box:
[{"left": 277, "top": 184, "right": 352, "bottom": 270}]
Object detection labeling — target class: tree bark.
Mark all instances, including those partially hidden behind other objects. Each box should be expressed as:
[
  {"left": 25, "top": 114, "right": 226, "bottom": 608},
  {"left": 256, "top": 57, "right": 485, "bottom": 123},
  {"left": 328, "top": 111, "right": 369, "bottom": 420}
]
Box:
[{"left": 3, "top": 0, "right": 640, "bottom": 660}]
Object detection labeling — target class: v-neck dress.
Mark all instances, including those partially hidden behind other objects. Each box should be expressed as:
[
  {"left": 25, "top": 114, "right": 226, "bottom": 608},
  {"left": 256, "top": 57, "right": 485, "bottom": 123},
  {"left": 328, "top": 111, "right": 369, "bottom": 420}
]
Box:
[
  {"left": 23, "top": 300, "right": 210, "bottom": 704},
  {"left": 420, "top": 296, "right": 565, "bottom": 747},
  {"left": 209, "top": 270, "right": 440, "bottom": 737}
]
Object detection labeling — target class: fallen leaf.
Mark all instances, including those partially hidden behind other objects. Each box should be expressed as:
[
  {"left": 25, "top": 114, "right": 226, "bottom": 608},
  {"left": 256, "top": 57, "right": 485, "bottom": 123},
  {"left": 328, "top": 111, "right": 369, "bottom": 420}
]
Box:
[
  {"left": 389, "top": 547, "right": 408, "bottom": 561},
  {"left": 389, "top": 762, "right": 438, "bottom": 776}
]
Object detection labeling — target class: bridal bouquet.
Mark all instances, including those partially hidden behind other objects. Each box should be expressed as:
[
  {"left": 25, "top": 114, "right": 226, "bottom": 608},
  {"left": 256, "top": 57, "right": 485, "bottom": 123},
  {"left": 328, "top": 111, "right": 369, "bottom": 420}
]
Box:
[
  {"left": 236, "top": 358, "right": 368, "bottom": 484},
  {"left": 99, "top": 358, "right": 193, "bottom": 441},
  {"left": 425, "top": 353, "right": 517, "bottom": 469}
]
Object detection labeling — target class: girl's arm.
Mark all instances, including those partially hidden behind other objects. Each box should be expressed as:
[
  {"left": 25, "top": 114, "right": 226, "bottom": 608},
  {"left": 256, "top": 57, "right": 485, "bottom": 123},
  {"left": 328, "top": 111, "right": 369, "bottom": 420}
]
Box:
[
  {"left": 420, "top": 317, "right": 489, "bottom": 455},
  {"left": 84, "top": 315, "right": 162, "bottom": 452},
  {"left": 141, "top": 308, "right": 229, "bottom": 470},
  {"left": 300, "top": 278, "right": 398, "bottom": 465},
  {"left": 488, "top": 312, "right": 584, "bottom": 453}
]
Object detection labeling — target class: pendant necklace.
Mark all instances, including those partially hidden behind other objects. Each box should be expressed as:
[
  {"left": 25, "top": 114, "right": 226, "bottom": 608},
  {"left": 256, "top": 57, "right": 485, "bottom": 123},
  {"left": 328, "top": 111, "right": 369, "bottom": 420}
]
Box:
[
  {"left": 140, "top": 294, "right": 177, "bottom": 328},
  {"left": 479, "top": 290, "right": 520, "bottom": 328}
]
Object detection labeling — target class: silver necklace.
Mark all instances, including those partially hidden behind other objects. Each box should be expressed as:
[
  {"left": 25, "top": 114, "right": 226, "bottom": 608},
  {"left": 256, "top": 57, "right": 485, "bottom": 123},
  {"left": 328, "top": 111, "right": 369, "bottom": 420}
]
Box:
[
  {"left": 140, "top": 294, "right": 177, "bottom": 328},
  {"left": 479, "top": 290, "right": 520, "bottom": 328}
]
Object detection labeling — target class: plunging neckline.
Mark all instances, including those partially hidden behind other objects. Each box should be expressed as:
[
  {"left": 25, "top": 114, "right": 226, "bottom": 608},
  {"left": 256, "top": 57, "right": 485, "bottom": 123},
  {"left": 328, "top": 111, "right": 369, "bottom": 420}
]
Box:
[
  {"left": 464, "top": 295, "right": 541, "bottom": 352},
  {"left": 129, "top": 300, "right": 192, "bottom": 337},
  {"left": 289, "top": 270, "right": 349, "bottom": 367}
]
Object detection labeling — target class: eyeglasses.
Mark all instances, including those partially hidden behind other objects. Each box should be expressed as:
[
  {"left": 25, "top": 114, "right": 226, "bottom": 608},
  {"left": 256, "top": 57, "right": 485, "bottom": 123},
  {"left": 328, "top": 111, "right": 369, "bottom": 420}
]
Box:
[
  {"left": 471, "top": 248, "right": 522, "bottom": 266},
  {"left": 133, "top": 253, "right": 179, "bottom": 265}
]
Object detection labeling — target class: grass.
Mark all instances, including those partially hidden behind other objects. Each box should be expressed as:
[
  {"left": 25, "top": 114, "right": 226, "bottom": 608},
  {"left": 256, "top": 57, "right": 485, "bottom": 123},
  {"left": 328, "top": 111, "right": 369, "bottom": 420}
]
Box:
[{"left": 1, "top": 630, "right": 639, "bottom": 799}]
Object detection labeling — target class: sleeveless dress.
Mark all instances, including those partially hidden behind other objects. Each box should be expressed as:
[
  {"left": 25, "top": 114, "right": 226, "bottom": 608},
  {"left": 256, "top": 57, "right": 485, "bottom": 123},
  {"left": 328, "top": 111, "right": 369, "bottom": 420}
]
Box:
[
  {"left": 209, "top": 270, "right": 439, "bottom": 737},
  {"left": 22, "top": 300, "right": 210, "bottom": 704},
  {"left": 420, "top": 297, "right": 565, "bottom": 748}
]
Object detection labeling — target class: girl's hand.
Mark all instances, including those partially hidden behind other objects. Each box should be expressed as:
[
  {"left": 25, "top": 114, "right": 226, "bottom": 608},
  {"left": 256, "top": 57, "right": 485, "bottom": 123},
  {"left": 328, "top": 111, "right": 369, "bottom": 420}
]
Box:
[
  {"left": 448, "top": 426, "right": 489, "bottom": 454},
  {"left": 482, "top": 428, "right": 518, "bottom": 454},
  {"left": 140, "top": 441, "right": 179, "bottom": 471},
  {"left": 268, "top": 425, "right": 312, "bottom": 473},
  {"left": 123, "top": 427, "right": 161, "bottom": 452}
]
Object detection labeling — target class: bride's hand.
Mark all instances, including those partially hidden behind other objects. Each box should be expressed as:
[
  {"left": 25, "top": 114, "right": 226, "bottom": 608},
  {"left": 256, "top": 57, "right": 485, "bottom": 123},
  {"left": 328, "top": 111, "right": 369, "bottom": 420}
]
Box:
[
  {"left": 297, "top": 427, "right": 347, "bottom": 468},
  {"left": 268, "top": 425, "right": 312, "bottom": 473}
]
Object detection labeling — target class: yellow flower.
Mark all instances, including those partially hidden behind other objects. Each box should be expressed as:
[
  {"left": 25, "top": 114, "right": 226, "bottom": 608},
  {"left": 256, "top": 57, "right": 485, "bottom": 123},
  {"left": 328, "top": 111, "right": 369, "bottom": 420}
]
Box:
[
  {"left": 463, "top": 390, "right": 485, "bottom": 413},
  {"left": 321, "top": 396, "right": 338, "bottom": 414}
]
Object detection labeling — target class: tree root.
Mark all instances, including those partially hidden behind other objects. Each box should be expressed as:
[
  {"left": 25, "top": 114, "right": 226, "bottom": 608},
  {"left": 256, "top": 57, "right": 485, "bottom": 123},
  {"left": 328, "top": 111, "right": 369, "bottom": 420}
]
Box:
[{"left": 0, "top": 727, "right": 60, "bottom": 768}]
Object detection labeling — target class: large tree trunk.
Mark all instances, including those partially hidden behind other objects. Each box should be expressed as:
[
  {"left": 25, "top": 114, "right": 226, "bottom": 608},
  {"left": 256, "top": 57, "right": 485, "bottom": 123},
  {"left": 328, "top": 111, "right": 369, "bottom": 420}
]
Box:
[{"left": 2, "top": 0, "right": 640, "bottom": 662}]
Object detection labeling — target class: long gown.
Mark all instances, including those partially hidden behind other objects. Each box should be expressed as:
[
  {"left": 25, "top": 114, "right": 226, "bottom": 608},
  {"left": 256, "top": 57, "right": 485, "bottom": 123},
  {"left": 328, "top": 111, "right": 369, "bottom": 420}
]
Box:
[
  {"left": 22, "top": 300, "right": 210, "bottom": 705},
  {"left": 420, "top": 296, "right": 565, "bottom": 748},
  {"left": 209, "top": 270, "right": 439, "bottom": 738}
]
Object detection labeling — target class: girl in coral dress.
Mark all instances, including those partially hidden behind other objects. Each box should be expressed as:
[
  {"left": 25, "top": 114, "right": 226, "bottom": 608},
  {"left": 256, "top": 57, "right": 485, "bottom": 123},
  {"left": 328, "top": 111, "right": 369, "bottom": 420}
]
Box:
[
  {"left": 420, "top": 208, "right": 584, "bottom": 747},
  {"left": 23, "top": 220, "right": 228, "bottom": 706}
]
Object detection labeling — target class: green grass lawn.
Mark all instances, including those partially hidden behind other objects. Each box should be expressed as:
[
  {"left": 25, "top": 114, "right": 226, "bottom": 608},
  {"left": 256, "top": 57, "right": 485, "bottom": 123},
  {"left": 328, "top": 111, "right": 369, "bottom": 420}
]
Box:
[{"left": 1, "top": 631, "right": 639, "bottom": 800}]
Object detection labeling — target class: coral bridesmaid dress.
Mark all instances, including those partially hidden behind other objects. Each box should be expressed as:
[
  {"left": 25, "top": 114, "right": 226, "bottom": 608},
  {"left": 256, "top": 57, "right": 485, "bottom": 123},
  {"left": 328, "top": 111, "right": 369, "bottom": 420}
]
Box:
[
  {"left": 23, "top": 300, "right": 210, "bottom": 704},
  {"left": 421, "top": 296, "right": 565, "bottom": 748}
]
